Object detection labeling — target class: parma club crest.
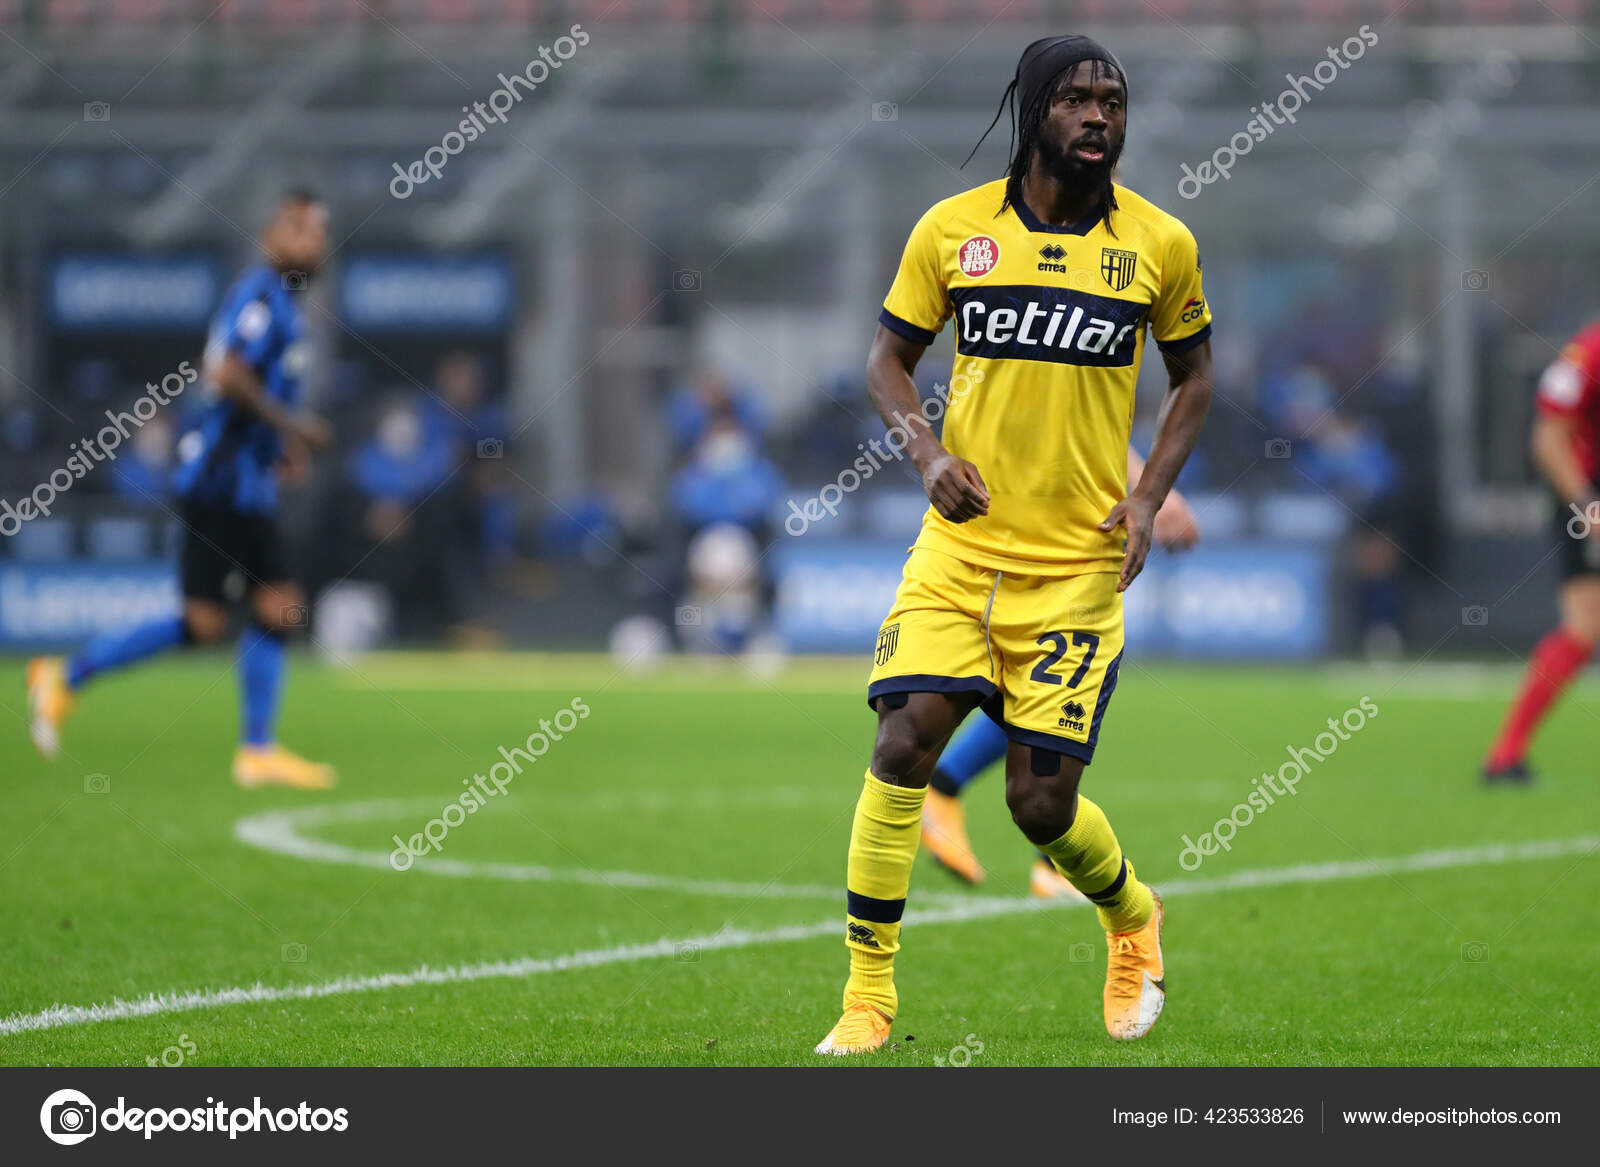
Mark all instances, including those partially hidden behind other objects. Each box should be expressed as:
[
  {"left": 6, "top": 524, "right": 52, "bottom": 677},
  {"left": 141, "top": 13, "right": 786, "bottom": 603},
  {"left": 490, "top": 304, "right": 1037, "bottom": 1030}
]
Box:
[
  {"left": 1100, "top": 247, "right": 1137, "bottom": 292},
  {"left": 875, "top": 623, "right": 900, "bottom": 666}
]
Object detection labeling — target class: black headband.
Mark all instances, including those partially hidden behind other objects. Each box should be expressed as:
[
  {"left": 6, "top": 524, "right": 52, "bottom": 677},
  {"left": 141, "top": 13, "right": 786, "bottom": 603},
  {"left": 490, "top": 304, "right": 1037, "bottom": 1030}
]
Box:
[{"left": 963, "top": 35, "right": 1128, "bottom": 170}]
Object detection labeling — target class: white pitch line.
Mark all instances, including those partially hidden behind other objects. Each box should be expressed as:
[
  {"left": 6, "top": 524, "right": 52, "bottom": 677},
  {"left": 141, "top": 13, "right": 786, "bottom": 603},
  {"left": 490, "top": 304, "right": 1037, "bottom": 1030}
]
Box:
[
  {"left": 233, "top": 799, "right": 853, "bottom": 902},
  {"left": 3, "top": 835, "right": 1595, "bottom": 1038}
]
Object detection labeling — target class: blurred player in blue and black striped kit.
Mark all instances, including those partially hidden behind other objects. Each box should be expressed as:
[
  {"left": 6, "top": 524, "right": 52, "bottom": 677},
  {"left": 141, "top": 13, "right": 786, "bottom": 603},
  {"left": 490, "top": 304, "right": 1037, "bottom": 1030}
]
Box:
[{"left": 28, "top": 190, "right": 338, "bottom": 789}]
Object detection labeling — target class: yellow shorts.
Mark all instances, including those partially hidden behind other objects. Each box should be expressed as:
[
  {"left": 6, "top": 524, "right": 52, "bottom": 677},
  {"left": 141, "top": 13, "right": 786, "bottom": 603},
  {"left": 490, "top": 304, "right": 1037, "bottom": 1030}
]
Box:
[{"left": 866, "top": 546, "right": 1124, "bottom": 762}]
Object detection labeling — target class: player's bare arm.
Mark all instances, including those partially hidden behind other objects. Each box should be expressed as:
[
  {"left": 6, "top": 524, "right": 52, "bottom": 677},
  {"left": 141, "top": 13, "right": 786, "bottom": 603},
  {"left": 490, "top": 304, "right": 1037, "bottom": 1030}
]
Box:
[
  {"left": 1101, "top": 337, "right": 1213, "bottom": 590},
  {"left": 1531, "top": 411, "right": 1597, "bottom": 522},
  {"left": 207, "top": 348, "right": 331, "bottom": 451},
  {"left": 866, "top": 323, "right": 989, "bottom": 523}
]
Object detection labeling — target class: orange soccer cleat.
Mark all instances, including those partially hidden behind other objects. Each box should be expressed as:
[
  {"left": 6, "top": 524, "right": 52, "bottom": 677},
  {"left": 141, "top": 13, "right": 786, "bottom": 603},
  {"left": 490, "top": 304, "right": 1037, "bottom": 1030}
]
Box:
[
  {"left": 232, "top": 744, "right": 337, "bottom": 791},
  {"left": 26, "top": 657, "right": 75, "bottom": 760},
  {"left": 814, "top": 1000, "right": 894, "bottom": 1056},
  {"left": 1103, "top": 886, "right": 1165, "bottom": 1041},
  {"left": 920, "top": 788, "right": 985, "bottom": 885},
  {"left": 1029, "top": 857, "right": 1089, "bottom": 901}
]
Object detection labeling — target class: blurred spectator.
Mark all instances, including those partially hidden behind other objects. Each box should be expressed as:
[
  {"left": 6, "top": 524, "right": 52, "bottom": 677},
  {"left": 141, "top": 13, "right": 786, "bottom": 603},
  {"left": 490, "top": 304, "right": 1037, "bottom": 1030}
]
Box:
[
  {"left": 1270, "top": 359, "right": 1405, "bottom": 656},
  {"left": 345, "top": 396, "right": 462, "bottom": 638},
  {"left": 665, "top": 367, "right": 767, "bottom": 454},
  {"left": 110, "top": 415, "right": 176, "bottom": 505},
  {"left": 421, "top": 350, "right": 508, "bottom": 457},
  {"left": 422, "top": 350, "right": 516, "bottom": 567},
  {"left": 669, "top": 407, "right": 785, "bottom": 536},
  {"left": 350, "top": 398, "right": 454, "bottom": 512},
  {"left": 1295, "top": 414, "right": 1399, "bottom": 509}
]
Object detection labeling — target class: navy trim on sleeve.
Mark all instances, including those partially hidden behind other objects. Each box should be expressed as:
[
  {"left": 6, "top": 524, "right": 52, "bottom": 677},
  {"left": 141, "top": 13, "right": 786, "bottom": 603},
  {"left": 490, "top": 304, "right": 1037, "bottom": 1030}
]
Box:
[
  {"left": 1156, "top": 322, "right": 1212, "bottom": 355},
  {"left": 878, "top": 307, "right": 939, "bottom": 347}
]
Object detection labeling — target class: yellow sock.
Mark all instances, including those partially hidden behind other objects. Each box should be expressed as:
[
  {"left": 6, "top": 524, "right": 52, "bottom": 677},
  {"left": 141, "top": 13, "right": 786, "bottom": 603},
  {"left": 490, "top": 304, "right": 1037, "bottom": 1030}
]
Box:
[
  {"left": 842, "top": 769, "right": 925, "bottom": 1019},
  {"left": 1039, "top": 794, "right": 1154, "bottom": 933}
]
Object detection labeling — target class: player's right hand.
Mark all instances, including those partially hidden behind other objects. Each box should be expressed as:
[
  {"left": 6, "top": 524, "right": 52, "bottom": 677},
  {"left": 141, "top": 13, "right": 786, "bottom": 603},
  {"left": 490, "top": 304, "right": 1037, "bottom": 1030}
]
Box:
[{"left": 921, "top": 451, "right": 990, "bottom": 523}]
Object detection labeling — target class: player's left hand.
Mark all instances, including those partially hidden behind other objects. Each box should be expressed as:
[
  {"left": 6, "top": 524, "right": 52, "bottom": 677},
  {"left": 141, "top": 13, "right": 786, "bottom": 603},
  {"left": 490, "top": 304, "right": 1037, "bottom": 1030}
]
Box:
[{"left": 1099, "top": 493, "right": 1159, "bottom": 592}]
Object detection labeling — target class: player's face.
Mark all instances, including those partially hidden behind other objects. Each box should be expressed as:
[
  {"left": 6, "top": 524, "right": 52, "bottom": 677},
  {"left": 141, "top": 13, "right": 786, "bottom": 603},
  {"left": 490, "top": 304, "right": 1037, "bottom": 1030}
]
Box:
[
  {"left": 266, "top": 201, "right": 330, "bottom": 276},
  {"left": 1035, "top": 62, "right": 1126, "bottom": 183}
]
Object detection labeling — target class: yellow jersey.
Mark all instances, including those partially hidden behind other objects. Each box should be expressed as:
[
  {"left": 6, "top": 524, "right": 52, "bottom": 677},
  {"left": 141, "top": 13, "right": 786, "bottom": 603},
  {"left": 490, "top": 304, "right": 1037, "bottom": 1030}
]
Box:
[{"left": 880, "top": 178, "right": 1211, "bottom": 574}]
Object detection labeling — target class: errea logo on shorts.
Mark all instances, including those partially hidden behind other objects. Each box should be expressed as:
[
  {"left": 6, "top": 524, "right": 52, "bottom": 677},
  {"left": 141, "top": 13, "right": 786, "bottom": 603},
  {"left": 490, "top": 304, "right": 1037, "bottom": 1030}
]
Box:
[{"left": 958, "top": 235, "right": 1000, "bottom": 277}]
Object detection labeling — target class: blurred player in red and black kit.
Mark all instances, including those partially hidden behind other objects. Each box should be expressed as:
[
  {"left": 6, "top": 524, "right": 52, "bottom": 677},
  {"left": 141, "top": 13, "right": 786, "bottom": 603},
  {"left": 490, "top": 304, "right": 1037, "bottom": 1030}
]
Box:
[{"left": 1482, "top": 323, "right": 1600, "bottom": 784}]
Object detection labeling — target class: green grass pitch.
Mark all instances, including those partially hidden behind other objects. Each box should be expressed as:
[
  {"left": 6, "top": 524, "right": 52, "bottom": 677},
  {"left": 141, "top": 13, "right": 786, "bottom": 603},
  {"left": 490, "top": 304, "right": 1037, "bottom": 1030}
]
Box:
[{"left": 2, "top": 652, "right": 1597, "bottom": 1066}]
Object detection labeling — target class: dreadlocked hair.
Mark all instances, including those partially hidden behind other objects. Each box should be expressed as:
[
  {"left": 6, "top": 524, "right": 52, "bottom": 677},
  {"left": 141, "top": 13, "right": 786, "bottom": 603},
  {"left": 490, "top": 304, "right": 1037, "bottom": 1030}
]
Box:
[{"left": 981, "top": 57, "right": 1124, "bottom": 236}]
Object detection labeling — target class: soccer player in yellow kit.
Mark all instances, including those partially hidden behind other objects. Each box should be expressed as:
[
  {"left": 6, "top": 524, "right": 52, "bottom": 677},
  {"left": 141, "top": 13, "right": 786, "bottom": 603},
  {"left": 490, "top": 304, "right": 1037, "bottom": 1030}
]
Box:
[{"left": 815, "top": 35, "right": 1213, "bottom": 1053}]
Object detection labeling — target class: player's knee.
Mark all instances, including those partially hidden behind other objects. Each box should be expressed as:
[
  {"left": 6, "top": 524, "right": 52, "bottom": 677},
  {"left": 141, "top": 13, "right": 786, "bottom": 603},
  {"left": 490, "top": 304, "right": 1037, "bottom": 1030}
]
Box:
[
  {"left": 253, "top": 589, "right": 306, "bottom": 635},
  {"left": 1565, "top": 621, "right": 1600, "bottom": 650},
  {"left": 1005, "top": 753, "right": 1078, "bottom": 842},
  {"left": 1562, "top": 606, "right": 1600, "bottom": 646},
  {"left": 1559, "top": 580, "right": 1600, "bottom": 644},
  {"left": 182, "top": 603, "right": 228, "bottom": 644},
  {"left": 870, "top": 722, "right": 922, "bottom": 782},
  {"left": 870, "top": 708, "right": 940, "bottom": 783},
  {"left": 1007, "top": 784, "right": 1071, "bottom": 842}
]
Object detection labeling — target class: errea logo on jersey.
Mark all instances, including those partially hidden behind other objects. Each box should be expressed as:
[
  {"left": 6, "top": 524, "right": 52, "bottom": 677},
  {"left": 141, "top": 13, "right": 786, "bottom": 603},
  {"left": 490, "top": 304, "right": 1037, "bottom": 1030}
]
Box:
[
  {"left": 958, "top": 235, "right": 1000, "bottom": 277},
  {"left": 952, "top": 285, "right": 1149, "bottom": 368}
]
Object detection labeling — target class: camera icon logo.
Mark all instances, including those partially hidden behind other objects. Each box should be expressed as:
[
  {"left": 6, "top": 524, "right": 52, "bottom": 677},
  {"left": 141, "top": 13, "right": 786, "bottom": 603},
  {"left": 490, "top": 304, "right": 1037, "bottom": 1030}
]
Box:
[
  {"left": 83, "top": 773, "right": 110, "bottom": 795},
  {"left": 281, "top": 941, "right": 308, "bottom": 963},
  {"left": 676, "top": 941, "right": 701, "bottom": 963},
  {"left": 675, "top": 605, "right": 703, "bottom": 627},
  {"left": 1461, "top": 269, "right": 1490, "bottom": 291},
  {"left": 280, "top": 604, "right": 308, "bottom": 627},
  {"left": 1461, "top": 605, "right": 1489, "bottom": 627},
  {"left": 476, "top": 438, "right": 504, "bottom": 460},
  {"left": 281, "top": 270, "right": 309, "bottom": 292},
  {"left": 871, "top": 101, "right": 900, "bottom": 122},
  {"left": 83, "top": 101, "right": 111, "bottom": 122},
  {"left": 1068, "top": 941, "right": 1095, "bottom": 963},
  {"left": 1265, "top": 438, "right": 1292, "bottom": 459},
  {"left": 671, "top": 269, "right": 702, "bottom": 292},
  {"left": 40, "top": 1088, "right": 97, "bottom": 1145},
  {"left": 1461, "top": 941, "right": 1489, "bottom": 963}
]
